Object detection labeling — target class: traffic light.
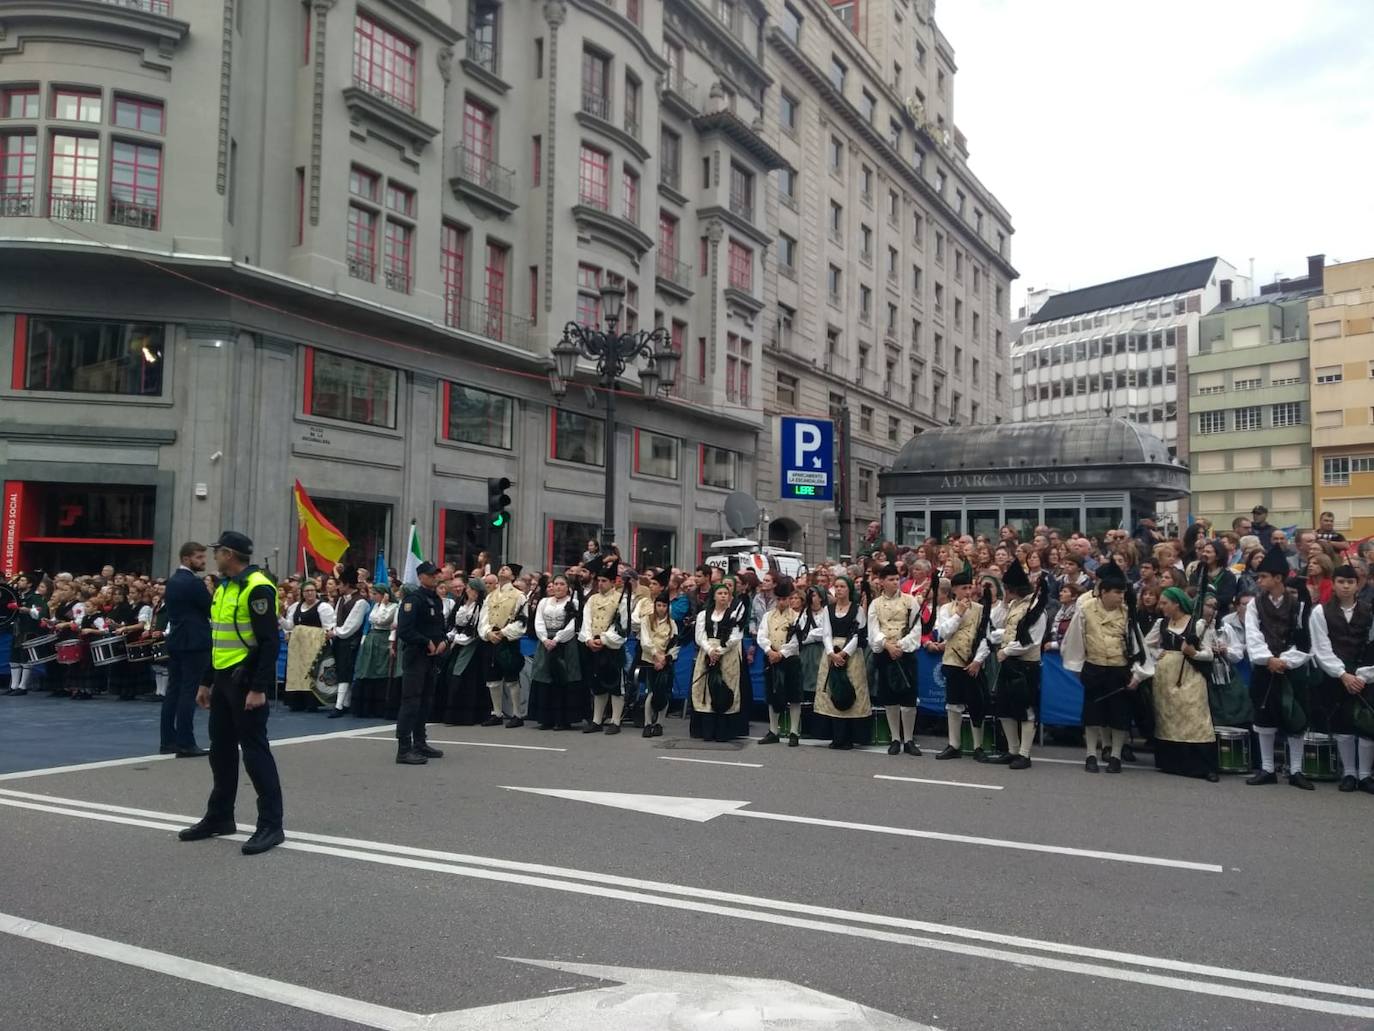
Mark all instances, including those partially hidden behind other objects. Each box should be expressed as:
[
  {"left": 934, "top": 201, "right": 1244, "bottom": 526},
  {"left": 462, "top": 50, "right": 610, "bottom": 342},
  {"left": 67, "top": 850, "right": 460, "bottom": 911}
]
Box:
[{"left": 486, "top": 476, "right": 512, "bottom": 530}]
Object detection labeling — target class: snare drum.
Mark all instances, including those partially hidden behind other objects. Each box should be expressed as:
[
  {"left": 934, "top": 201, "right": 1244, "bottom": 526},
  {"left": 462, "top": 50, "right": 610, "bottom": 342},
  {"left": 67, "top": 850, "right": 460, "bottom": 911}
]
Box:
[
  {"left": 90, "top": 635, "right": 128, "bottom": 667},
  {"left": 1302, "top": 732, "right": 1339, "bottom": 781},
  {"left": 126, "top": 638, "right": 156, "bottom": 663},
  {"left": 56, "top": 638, "right": 88, "bottom": 666},
  {"left": 20, "top": 633, "right": 58, "bottom": 668},
  {"left": 148, "top": 638, "right": 169, "bottom": 663},
  {"left": 1215, "top": 726, "right": 1250, "bottom": 774}
]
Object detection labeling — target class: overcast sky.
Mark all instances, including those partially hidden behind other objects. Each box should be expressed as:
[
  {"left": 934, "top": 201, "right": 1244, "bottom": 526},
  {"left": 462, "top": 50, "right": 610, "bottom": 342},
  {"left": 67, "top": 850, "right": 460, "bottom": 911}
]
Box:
[{"left": 936, "top": 0, "right": 1374, "bottom": 312}]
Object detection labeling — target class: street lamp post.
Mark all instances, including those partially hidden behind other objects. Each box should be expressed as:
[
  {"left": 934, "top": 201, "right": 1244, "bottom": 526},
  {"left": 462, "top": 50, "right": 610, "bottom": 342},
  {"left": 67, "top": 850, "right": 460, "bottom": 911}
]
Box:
[{"left": 549, "top": 283, "right": 681, "bottom": 553}]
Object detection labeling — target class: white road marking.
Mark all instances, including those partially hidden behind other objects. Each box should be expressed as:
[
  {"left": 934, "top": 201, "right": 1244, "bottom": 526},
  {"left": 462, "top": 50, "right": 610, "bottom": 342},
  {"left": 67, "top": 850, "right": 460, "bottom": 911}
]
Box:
[
  {"left": 873, "top": 774, "right": 1003, "bottom": 791},
  {"left": 0, "top": 722, "right": 399, "bottom": 782},
  {"left": 2, "top": 797, "right": 1369, "bottom": 1021},
  {"left": 1028, "top": 755, "right": 1150, "bottom": 769},
  {"left": 352, "top": 735, "right": 567, "bottom": 753},
  {"left": 504, "top": 787, "right": 1222, "bottom": 872},
  {"left": 4, "top": 789, "right": 1372, "bottom": 1010},
  {"left": 657, "top": 756, "right": 763, "bottom": 768}
]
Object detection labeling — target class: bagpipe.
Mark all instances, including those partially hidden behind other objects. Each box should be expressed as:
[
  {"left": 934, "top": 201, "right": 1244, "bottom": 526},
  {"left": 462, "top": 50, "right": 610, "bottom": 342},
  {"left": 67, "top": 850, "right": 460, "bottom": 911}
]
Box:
[
  {"left": 1261, "top": 578, "right": 1314, "bottom": 735},
  {"left": 1180, "top": 561, "right": 1215, "bottom": 679}
]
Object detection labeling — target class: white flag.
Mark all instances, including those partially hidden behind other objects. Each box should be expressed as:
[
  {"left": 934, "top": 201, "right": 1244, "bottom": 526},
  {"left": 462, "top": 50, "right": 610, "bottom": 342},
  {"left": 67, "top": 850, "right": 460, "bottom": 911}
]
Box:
[{"left": 402, "top": 521, "right": 424, "bottom": 588}]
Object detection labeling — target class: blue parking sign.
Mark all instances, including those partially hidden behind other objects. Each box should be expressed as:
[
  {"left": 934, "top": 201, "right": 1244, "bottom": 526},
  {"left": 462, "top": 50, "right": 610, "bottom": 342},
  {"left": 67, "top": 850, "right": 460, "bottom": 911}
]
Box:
[{"left": 779, "top": 416, "right": 834, "bottom": 501}]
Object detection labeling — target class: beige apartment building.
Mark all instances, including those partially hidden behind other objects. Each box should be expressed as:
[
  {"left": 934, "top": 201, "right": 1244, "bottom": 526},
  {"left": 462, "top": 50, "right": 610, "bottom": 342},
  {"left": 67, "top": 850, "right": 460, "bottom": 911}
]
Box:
[{"left": 0, "top": 0, "right": 1011, "bottom": 575}]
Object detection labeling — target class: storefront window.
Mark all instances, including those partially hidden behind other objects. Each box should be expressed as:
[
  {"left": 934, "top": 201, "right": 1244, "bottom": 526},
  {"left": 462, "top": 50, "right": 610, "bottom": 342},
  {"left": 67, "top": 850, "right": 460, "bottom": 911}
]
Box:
[
  {"left": 445, "top": 383, "right": 512, "bottom": 449},
  {"left": 967, "top": 509, "right": 999, "bottom": 541},
  {"left": 441, "top": 507, "right": 505, "bottom": 573},
  {"left": 1044, "top": 506, "right": 1080, "bottom": 536},
  {"left": 552, "top": 410, "right": 604, "bottom": 466},
  {"left": 633, "top": 527, "right": 675, "bottom": 568},
  {"left": 307, "top": 496, "right": 391, "bottom": 572},
  {"left": 3, "top": 481, "right": 156, "bottom": 575},
  {"left": 700, "top": 445, "right": 739, "bottom": 489},
  {"left": 550, "top": 518, "right": 599, "bottom": 570},
  {"left": 896, "top": 512, "right": 926, "bottom": 546},
  {"left": 307, "top": 349, "right": 397, "bottom": 428},
  {"left": 1085, "top": 506, "right": 1124, "bottom": 541},
  {"left": 633, "top": 430, "right": 679, "bottom": 479},
  {"left": 1004, "top": 508, "right": 1039, "bottom": 542},
  {"left": 930, "top": 510, "right": 961, "bottom": 542},
  {"left": 21, "top": 316, "right": 164, "bottom": 396}
]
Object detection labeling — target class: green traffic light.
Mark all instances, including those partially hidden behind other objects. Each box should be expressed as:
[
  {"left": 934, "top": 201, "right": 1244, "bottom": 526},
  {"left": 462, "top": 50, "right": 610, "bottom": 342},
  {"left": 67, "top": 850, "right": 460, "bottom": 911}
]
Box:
[{"left": 491, "top": 513, "right": 507, "bottom": 528}]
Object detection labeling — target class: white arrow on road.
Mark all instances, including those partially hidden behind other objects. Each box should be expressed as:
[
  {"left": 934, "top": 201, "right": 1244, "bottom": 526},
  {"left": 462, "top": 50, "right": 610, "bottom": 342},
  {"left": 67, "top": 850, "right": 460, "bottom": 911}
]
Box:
[{"left": 502, "top": 787, "right": 1223, "bottom": 873}]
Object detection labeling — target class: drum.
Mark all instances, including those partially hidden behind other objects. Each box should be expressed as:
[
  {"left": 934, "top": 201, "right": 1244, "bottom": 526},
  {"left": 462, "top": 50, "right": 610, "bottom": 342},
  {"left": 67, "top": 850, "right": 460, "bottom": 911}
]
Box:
[
  {"left": 960, "top": 713, "right": 999, "bottom": 756},
  {"left": 20, "top": 633, "right": 58, "bottom": 668},
  {"left": 871, "top": 706, "right": 891, "bottom": 746},
  {"left": 1215, "top": 726, "right": 1250, "bottom": 775},
  {"left": 148, "top": 638, "right": 169, "bottom": 663},
  {"left": 1302, "top": 732, "right": 1339, "bottom": 781},
  {"left": 126, "top": 638, "right": 156, "bottom": 663},
  {"left": 56, "top": 638, "right": 88, "bottom": 666},
  {"left": 311, "top": 653, "right": 338, "bottom": 706},
  {"left": 90, "top": 635, "right": 128, "bottom": 667}
]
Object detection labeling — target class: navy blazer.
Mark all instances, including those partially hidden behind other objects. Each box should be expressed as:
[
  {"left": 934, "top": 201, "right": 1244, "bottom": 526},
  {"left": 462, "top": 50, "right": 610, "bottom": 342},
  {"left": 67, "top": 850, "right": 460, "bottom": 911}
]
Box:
[{"left": 164, "top": 566, "right": 212, "bottom": 653}]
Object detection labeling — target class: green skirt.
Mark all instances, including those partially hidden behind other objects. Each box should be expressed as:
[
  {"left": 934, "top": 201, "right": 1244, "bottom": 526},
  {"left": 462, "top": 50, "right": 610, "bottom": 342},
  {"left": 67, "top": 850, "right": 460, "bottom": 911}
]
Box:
[{"left": 354, "top": 629, "right": 395, "bottom": 681}]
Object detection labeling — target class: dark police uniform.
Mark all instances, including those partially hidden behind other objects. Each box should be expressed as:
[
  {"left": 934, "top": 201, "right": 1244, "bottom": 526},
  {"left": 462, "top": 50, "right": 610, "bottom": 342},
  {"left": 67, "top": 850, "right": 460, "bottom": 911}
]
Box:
[{"left": 395, "top": 566, "right": 447, "bottom": 763}]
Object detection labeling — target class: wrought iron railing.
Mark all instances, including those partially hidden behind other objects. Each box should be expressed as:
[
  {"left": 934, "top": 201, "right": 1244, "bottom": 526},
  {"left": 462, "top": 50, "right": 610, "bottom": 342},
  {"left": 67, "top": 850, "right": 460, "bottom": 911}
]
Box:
[
  {"left": 447, "top": 294, "right": 533, "bottom": 350},
  {"left": 452, "top": 144, "right": 514, "bottom": 201},
  {"left": 47, "top": 192, "right": 98, "bottom": 222},
  {"left": 108, "top": 196, "right": 159, "bottom": 230}
]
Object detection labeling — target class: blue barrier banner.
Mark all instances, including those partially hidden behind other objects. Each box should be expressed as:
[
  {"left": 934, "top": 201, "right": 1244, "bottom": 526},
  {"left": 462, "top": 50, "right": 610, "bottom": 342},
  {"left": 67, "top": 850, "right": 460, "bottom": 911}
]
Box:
[
  {"left": 1039, "top": 653, "right": 1084, "bottom": 727},
  {"left": 917, "top": 650, "right": 944, "bottom": 713},
  {"left": 674, "top": 641, "right": 696, "bottom": 700}
]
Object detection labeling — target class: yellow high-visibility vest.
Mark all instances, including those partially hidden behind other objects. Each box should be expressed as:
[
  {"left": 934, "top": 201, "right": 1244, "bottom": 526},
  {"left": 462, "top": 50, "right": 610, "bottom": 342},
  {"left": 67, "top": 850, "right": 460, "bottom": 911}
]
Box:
[{"left": 210, "top": 569, "right": 276, "bottom": 670}]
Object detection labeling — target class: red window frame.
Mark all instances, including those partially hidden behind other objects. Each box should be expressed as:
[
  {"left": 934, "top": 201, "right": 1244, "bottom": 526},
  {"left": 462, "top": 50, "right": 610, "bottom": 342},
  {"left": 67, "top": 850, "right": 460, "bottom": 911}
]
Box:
[
  {"left": 626, "top": 0, "right": 641, "bottom": 26},
  {"left": 384, "top": 181, "right": 415, "bottom": 216},
  {"left": 726, "top": 239, "right": 752, "bottom": 291},
  {"left": 581, "top": 49, "right": 609, "bottom": 104},
  {"left": 304, "top": 346, "right": 397, "bottom": 428},
  {"left": 462, "top": 99, "right": 494, "bottom": 163},
  {"left": 346, "top": 203, "right": 376, "bottom": 280},
  {"left": 578, "top": 145, "right": 609, "bottom": 210},
  {"left": 658, "top": 212, "right": 677, "bottom": 259},
  {"left": 622, "top": 166, "right": 639, "bottom": 222},
  {"left": 441, "top": 221, "right": 466, "bottom": 324},
  {"left": 697, "top": 336, "right": 706, "bottom": 381},
  {"left": 699, "top": 444, "right": 738, "bottom": 489},
  {"left": 1, "top": 87, "right": 39, "bottom": 120},
  {"left": 48, "top": 134, "right": 99, "bottom": 214},
  {"left": 383, "top": 219, "right": 412, "bottom": 293},
  {"left": 575, "top": 263, "right": 600, "bottom": 326},
  {"left": 0, "top": 132, "right": 38, "bottom": 202},
  {"left": 294, "top": 166, "right": 305, "bottom": 244},
  {"left": 699, "top": 237, "right": 708, "bottom": 274},
  {"left": 348, "top": 164, "right": 379, "bottom": 201},
  {"left": 352, "top": 13, "right": 417, "bottom": 112},
  {"left": 108, "top": 139, "right": 162, "bottom": 224},
  {"left": 52, "top": 89, "right": 102, "bottom": 123},
  {"left": 484, "top": 242, "right": 508, "bottom": 315},
  {"left": 528, "top": 264, "right": 539, "bottom": 325},
  {"left": 301, "top": 0, "right": 313, "bottom": 64},
  {"left": 531, "top": 135, "right": 541, "bottom": 186},
  {"left": 112, "top": 95, "right": 164, "bottom": 134}
]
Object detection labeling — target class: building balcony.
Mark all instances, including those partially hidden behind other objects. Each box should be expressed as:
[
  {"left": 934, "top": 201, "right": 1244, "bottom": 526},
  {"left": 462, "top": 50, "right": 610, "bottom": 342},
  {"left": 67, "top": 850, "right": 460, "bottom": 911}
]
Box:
[
  {"left": 579, "top": 187, "right": 609, "bottom": 213},
  {"left": 446, "top": 295, "right": 533, "bottom": 351},
  {"left": 449, "top": 144, "right": 517, "bottom": 217},
  {"left": 462, "top": 37, "right": 509, "bottom": 93},
  {"left": 108, "top": 195, "right": 159, "bottom": 230},
  {"left": 346, "top": 254, "right": 375, "bottom": 283},
  {"left": 655, "top": 252, "right": 693, "bottom": 300},
  {"left": 728, "top": 190, "right": 754, "bottom": 223},
  {"left": 624, "top": 114, "right": 640, "bottom": 140},
  {"left": 98, "top": 0, "right": 172, "bottom": 12},
  {"left": 581, "top": 90, "right": 611, "bottom": 121},
  {"left": 343, "top": 82, "right": 440, "bottom": 154},
  {"left": 47, "top": 192, "right": 98, "bottom": 222},
  {"left": 0, "top": 192, "right": 37, "bottom": 217}
]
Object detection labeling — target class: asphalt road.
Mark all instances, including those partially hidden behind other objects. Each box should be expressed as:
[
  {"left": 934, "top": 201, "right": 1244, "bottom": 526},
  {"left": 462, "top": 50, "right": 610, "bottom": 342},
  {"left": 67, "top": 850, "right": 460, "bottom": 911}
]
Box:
[{"left": 1, "top": 692, "right": 1372, "bottom": 1030}]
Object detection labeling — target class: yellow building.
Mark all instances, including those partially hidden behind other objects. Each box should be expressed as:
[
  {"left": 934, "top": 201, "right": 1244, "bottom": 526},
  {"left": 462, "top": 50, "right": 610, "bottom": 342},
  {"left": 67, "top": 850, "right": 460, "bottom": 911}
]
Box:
[{"left": 1309, "top": 258, "right": 1374, "bottom": 539}]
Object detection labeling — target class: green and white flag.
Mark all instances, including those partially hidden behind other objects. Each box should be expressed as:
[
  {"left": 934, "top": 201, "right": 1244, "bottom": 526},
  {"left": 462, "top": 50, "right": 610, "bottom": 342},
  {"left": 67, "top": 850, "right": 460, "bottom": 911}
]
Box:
[{"left": 401, "top": 520, "right": 424, "bottom": 588}]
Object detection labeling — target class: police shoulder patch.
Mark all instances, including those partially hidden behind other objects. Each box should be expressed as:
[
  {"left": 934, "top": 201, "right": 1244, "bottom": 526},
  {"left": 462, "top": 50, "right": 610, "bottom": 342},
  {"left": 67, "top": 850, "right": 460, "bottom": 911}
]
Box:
[
  {"left": 404, "top": 601, "right": 413, "bottom": 612},
  {"left": 251, "top": 598, "right": 270, "bottom": 616}
]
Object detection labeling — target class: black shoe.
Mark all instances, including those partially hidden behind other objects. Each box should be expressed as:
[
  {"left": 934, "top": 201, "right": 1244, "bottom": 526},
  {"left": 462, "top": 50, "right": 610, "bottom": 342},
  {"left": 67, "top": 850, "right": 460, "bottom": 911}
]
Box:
[
  {"left": 886, "top": 740, "right": 901, "bottom": 755},
  {"left": 903, "top": 740, "right": 922, "bottom": 757},
  {"left": 642, "top": 725, "right": 654, "bottom": 738},
  {"left": 788, "top": 733, "right": 799, "bottom": 747},
  {"left": 828, "top": 740, "right": 844, "bottom": 750},
  {"left": 480, "top": 715, "right": 504, "bottom": 727},
  {"left": 175, "top": 747, "right": 209, "bottom": 758},
  {"left": 1085, "top": 756, "right": 1100, "bottom": 773},
  {"left": 761, "top": 732, "right": 781, "bottom": 745},
  {"left": 1339, "top": 775, "right": 1357, "bottom": 793},
  {"left": 241, "top": 827, "right": 285, "bottom": 856},
  {"left": 327, "top": 708, "right": 346, "bottom": 719},
  {"left": 1204, "top": 771, "right": 1220, "bottom": 783},
  {"left": 538, "top": 722, "right": 555, "bottom": 730},
  {"left": 159, "top": 746, "right": 176, "bottom": 755},
  {"left": 583, "top": 722, "right": 602, "bottom": 733},
  {"left": 603, "top": 723, "right": 620, "bottom": 736},
  {"left": 1120, "top": 744, "right": 1137, "bottom": 763},
  {"left": 178, "top": 818, "right": 237, "bottom": 841},
  {"left": 1359, "top": 777, "right": 1374, "bottom": 795},
  {"left": 1, "top": 689, "right": 13, "bottom": 696},
  {"left": 1009, "top": 755, "right": 1032, "bottom": 770},
  {"left": 505, "top": 717, "right": 525, "bottom": 729},
  {"left": 1106, "top": 756, "right": 1122, "bottom": 774},
  {"left": 9, "top": 688, "right": 27, "bottom": 697},
  {"left": 652, "top": 724, "right": 664, "bottom": 737},
  {"left": 973, "top": 747, "right": 989, "bottom": 763},
  {"left": 1289, "top": 771, "right": 1315, "bottom": 791},
  {"left": 989, "top": 753, "right": 1015, "bottom": 765},
  {"left": 413, "top": 743, "right": 444, "bottom": 758},
  {"left": 935, "top": 745, "right": 960, "bottom": 760},
  {"left": 395, "top": 749, "right": 427, "bottom": 765},
  {"left": 1245, "top": 770, "right": 1277, "bottom": 785}
]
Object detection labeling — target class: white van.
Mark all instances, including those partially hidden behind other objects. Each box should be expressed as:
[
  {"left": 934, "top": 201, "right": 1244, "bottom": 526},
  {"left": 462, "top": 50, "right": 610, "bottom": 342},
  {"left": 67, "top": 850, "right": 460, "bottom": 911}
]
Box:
[{"left": 702, "top": 537, "right": 807, "bottom": 580}]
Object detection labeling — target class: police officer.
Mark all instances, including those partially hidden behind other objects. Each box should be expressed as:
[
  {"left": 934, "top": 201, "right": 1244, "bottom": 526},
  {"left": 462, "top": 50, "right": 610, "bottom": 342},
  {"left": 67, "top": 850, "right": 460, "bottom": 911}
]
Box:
[
  {"left": 177, "top": 531, "right": 285, "bottom": 856},
  {"left": 396, "top": 560, "right": 447, "bottom": 765}
]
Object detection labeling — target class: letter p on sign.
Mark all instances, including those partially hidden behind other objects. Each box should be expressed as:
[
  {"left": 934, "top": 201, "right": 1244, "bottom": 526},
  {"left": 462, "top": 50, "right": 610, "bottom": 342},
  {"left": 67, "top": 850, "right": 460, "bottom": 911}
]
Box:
[{"left": 795, "top": 423, "right": 821, "bottom": 467}]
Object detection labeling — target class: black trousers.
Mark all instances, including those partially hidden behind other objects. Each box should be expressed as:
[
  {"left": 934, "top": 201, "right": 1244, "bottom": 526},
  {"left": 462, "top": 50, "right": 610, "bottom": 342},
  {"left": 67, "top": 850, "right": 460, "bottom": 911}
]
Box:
[
  {"left": 397, "top": 646, "right": 438, "bottom": 748},
  {"left": 205, "top": 667, "right": 283, "bottom": 831},
  {"left": 1081, "top": 662, "right": 1131, "bottom": 731},
  {"left": 162, "top": 648, "right": 209, "bottom": 751}
]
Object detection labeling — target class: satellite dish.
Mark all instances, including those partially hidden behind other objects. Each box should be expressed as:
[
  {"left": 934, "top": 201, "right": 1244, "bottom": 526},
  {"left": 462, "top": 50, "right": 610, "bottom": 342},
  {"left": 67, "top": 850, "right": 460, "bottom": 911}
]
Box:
[{"left": 723, "top": 491, "right": 761, "bottom": 536}]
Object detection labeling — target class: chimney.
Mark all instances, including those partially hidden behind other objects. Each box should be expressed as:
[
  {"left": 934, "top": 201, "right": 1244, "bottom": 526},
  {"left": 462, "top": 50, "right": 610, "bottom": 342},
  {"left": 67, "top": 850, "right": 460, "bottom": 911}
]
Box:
[
  {"left": 1307, "top": 254, "right": 1325, "bottom": 289},
  {"left": 1219, "top": 279, "right": 1233, "bottom": 304}
]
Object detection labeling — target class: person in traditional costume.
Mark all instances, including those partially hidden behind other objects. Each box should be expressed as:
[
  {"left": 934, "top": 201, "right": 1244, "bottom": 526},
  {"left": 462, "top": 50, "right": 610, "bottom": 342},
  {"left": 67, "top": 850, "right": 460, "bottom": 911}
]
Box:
[
  {"left": 757, "top": 576, "right": 802, "bottom": 746},
  {"left": 814, "top": 575, "right": 870, "bottom": 750},
  {"left": 934, "top": 569, "right": 991, "bottom": 761},
  {"left": 691, "top": 581, "right": 744, "bottom": 741},
  {"left": 438, "top": 578, "right": 487, "bottom": 725},
  {"left": 352, "top": 583, "right": 398, "bottom": 719},
  {"left": 281, "top": 580, "right": 335, "bottom": 711},
  {"left": 1308, "top": 563, "right": 1374, "bottom": 793},
  {"left": 796, "top": 586, "right": 828, "bottom": 705},
  {"left": 327, "top": 567, "right": 367, "bottom": 718},
  {"left": 1060, "top": 561, "right": 1150, "bottom": 773},
  {"left": 868, "top": 564, "right": 922, "bottom": 756},
  {"left": 478, "top": 562, "right": 527, "bottom": 728},
  {"left": 531, "top": 574, "right": 583, "bottom": 730},
  {"left": 1243, "top": 544, "right": 1313, "bottom": 789},
  {"left": 986, "top": 559, "right": 1049, "bottom": 770},
  {"left": 579, "top": 558, "right": 630, "bottom": 733},
  {"left": 1141, "top": 586, "right": 1219, "bottom": 781},
  {"left": 637, "top": 591, "right": 679, "bottom": 738}
]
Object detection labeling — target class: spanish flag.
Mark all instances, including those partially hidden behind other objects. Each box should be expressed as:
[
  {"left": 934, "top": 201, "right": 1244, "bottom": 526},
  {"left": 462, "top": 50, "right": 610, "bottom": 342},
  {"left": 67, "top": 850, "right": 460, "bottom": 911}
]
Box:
[{"left": 293, "top": 479, "right": 349, "bottom": 573}]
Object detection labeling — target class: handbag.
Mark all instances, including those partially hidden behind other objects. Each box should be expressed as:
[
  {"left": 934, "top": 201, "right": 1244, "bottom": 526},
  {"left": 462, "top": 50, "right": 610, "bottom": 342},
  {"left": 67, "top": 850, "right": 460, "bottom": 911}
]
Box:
[{"left": 827, "top": 660, "right": 856, "bottom": 711}]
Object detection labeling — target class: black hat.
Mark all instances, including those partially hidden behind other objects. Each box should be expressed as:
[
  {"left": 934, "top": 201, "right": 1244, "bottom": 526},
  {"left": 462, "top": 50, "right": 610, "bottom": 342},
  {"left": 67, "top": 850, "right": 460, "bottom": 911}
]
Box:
[
  {"left": 1333, "top": 564, "right": 1358, "bottom": 580},
  {"left": 1003, "top": 559, "right": 1030, "bottom": 593},
  {"left": 1096, "top": 561, "right": 1128, "bottom": 591},
  {"left": 950, "top": 568, "right": 973, "bottom": 587},
  {"left": 502, "top": 562, "right": 523, "bottom": 578},
  {"left": 339, "top": 565, "right": 360, "bottom": 587},
  {"left": 774, "top": 576, "right": 795, "bottom": 599},
  {"left": 589, "top": 557, "right": 613, "bottom": 581},
  {"left": 211, "top": 531, "right": 253, "bottom": 556},
  {"left": 878, "top": 563, "right": 900, "bottom": 578},
  {"left": 1257, "top": 545, "right": 1290, "bottom": 576},
  {"left": 415, "top": 561, "right": 438, "bottom": 576},
  {"left": 652, "top": 568, "right": 671, "bottom": 588}
]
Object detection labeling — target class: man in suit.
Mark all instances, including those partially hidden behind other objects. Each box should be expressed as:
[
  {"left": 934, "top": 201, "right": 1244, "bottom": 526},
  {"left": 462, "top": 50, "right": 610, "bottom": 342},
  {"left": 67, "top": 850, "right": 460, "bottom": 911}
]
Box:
[{"left": 161, "top": 541, "right": 212, "bottom": 757}]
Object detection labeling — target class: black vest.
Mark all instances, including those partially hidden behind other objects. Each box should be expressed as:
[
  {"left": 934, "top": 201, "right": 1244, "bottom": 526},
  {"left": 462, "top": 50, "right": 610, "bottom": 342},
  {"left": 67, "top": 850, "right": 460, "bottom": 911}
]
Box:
[
  {"left": 1323, "top": 599, "right": 1373, "bottom": 672},
  {"left": 1256, "top": 593, "right": 1295, "bottom": 655}
]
